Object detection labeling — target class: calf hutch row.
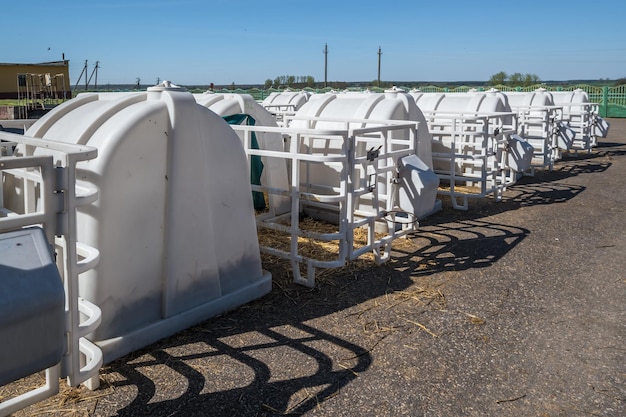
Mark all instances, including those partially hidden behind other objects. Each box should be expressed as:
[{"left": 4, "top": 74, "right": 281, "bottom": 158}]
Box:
[{"left": 0, "top": 83, "right": 609, "bottom": 415}]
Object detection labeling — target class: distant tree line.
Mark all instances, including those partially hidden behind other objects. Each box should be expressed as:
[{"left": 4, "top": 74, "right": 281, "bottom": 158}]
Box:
[
  {"left": 265, "top": 75, "right": 316, "bottom": 89},
  {"left": 489, "top": 71, "right": 540, "bottom": 87},
  {"left": 76, "top": 75, "right": 624, "bottom": 94}
]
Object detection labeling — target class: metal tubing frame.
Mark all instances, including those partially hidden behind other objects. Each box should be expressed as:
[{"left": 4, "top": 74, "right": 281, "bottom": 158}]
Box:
[
  {"left": 232, "top": 117, "right": 420, "bottom": 287},
  {"left": 423, "top": 111, "right": 518, "bottom": 210},
  {"left": 513, "top": 104, "right": 566, "bottom": 172},
  {"left": 558, "top": 102, "right": 596, "bottom": 152}
]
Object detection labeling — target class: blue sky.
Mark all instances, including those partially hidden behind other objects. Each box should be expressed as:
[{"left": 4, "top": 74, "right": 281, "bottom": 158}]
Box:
[{"left": 3, "top": 0, "right": 625, "bottom": 86}]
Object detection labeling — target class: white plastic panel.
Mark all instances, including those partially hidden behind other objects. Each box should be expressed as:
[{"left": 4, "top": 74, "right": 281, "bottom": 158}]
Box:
[{"left": 397, "top": 154, "right": 440, "bottom": 219}]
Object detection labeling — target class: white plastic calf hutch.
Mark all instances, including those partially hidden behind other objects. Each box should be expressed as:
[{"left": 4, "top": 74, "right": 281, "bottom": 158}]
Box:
[
  {"left": 261, "top": 90, "right": 311, "bottom": 126},
  {"left": 290, "top": 89, "right": 439, "bottom": 219},
  {"left": 3, "top": 82, "right": 271, "bottom": 368},
  {"left": 550, "top": 89, "right": 610, "bottom": 151},
  {"left": 194, "top": 92, "right": 291, "bottom": 215},
  {"left": 409, "top": 90, "right": 533, "bottom": 210},
  {"left": 502, "top": 88, "right": 575, "bottom": 170}
]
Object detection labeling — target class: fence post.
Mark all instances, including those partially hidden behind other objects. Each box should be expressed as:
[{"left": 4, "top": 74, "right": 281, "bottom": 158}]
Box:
[{"left": 601, "top": 86, "right": 608, "bottom": 118}]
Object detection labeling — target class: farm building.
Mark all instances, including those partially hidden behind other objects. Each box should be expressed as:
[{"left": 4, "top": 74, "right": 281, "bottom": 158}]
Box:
[{"left": 0, "top": 61, "right": 71, "bottom": 100}]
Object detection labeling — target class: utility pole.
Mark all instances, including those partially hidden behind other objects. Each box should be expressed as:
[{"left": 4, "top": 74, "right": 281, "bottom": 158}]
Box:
[
  {"left": 323, "top": 43, "right": 328, "bottom": 88},
  {"left": 87, "top": 61, "right": 100, "bottom": 90},
  {"left": 73, "top": 60, "right": 88, "bottom": 91},
  {"left": 377, "top": 46, "right": 382, "bottom": 88}
]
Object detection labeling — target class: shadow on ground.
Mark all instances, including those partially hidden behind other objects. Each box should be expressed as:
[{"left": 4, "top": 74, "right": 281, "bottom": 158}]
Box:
[
  {"left": 86, "top": 146, "right": 620, "bottom": 416},
  {"left": 93, "top": 206, "right": 533, "bottom": 417},
  {"left": 395, "top": 218, "right": 529, "bottom": 277},
  {"left": 8, "top": 140, "right": 625, "bottom": 417},
  {"left": 102, "top": 322, "right": 371, "bottom": 417}
]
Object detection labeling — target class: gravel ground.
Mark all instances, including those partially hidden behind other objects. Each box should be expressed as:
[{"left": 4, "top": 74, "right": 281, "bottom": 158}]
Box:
[{"left": 3, "top": 119, "right": 625, "bottom": 417}]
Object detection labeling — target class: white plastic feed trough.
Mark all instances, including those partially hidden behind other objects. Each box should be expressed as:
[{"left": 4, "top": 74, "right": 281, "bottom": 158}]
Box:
[
  {"left": 409, "top": 90, "right": 533, "bottom": 209},
  {"left": 8, "top": 82, "right": 272, "bottom": 364}
]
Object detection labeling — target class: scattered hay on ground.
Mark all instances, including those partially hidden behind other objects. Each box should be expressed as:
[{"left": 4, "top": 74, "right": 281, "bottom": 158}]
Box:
[
  {"left": 257, "top": 214, "right": 433, "bottom": 286},
  {"left": 0, "top": 372, "right": 115, "bottom": 417}
]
